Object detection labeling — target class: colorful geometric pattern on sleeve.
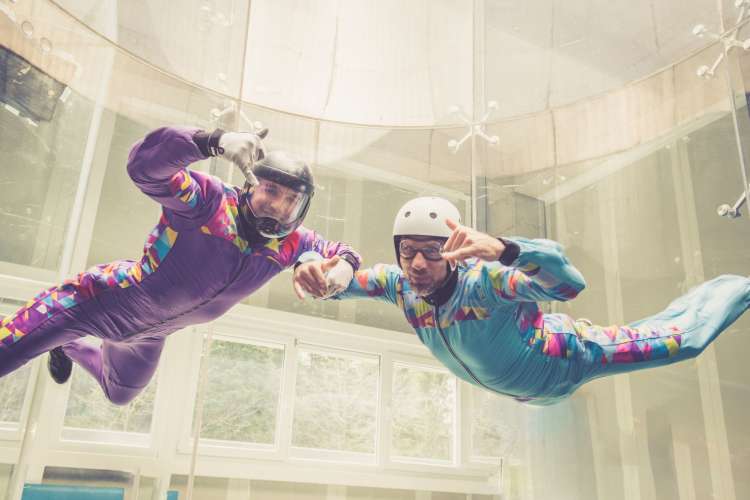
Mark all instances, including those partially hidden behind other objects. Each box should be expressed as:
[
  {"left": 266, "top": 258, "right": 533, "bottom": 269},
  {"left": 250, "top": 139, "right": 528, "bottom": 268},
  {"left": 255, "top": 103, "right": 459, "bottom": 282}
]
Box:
[{"left": 168, "top": 169, "right": 202, "bottom": 209}]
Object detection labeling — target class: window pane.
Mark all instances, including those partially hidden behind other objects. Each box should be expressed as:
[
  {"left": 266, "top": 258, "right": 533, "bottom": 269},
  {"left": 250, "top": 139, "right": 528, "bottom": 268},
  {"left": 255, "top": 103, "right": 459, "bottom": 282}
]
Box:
[
  {"left": 470, "top": 385, "right": 520, "bottom": 459},
  {"left": 292, "top": 348, "right": 379, "bottom": 453},
  {"left": 197, "top": 339, "right": 284, "bottom": 444},
  {"left": 391, "top": 363, "right": 455, "bottom": 461},
  {"left": 0, "top": 301, "right": 32, "bottom": 425},
  {"left": 0, "top": 364, "right": 30, "bottom": 424},
  {"left": 64, "top": 363, "right": 156, "bottom": 434}
]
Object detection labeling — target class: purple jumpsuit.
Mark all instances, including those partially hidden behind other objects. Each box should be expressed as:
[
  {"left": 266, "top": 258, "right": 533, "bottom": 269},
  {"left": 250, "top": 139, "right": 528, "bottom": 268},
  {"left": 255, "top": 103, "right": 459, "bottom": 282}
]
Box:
[{"left": 0, "top": 126, "right": 360, "bottom": 404}]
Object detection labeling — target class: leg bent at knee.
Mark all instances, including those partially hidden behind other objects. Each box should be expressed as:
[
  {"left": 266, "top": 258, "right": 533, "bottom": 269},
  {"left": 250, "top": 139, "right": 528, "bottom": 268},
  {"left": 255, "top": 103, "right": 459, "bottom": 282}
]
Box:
[{"left": 101, "top": 379, "right": 147, "bottom": 406}]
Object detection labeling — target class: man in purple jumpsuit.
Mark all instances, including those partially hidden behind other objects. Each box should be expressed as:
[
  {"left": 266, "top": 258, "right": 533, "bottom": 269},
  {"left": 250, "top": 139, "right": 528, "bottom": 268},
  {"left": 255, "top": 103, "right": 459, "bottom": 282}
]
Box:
[{"left": 0, "top": 126, "right": 360, "bottom": 405}]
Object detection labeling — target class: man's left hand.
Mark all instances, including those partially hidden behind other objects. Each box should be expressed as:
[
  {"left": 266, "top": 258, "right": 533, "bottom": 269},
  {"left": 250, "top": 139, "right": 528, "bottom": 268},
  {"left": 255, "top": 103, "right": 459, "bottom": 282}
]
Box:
[
  {"left": 219, "top": 128, "right": 268, "bottom": 185},
  {"left": 441, "top": 219, "right": 505, "bottom": 265}
]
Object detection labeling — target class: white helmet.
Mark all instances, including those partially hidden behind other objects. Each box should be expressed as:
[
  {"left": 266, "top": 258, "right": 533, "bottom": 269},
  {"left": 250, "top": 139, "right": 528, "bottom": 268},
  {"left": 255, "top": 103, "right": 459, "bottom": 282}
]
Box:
[{"left": 392, "top": 197, "right": 462, "bottom": 262}]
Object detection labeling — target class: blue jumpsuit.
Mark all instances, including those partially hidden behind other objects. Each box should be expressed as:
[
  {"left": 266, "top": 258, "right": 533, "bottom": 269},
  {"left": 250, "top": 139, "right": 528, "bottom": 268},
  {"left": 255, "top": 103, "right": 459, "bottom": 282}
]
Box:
[{"left": 333, "top": 237, "right": 750, "bottom": 405}]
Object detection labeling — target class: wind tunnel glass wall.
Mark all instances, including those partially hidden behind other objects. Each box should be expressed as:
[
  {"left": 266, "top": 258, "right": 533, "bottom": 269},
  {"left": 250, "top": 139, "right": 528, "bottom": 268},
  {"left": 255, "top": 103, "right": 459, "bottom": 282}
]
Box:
[
  {"left": 6, "top": 1, "right": 750, "bottom": 500},
  {"left": 0, "top": 1, "right": 487, "bottom": 499},
  {"left": 236, "top": 104, "right": 473, "bottom": 332},
  {"left": 54, "top": 0, "right": 250, "bottom": 97},
  {"left": 714, "top": 25, "right": 750, "bottom": 500},
  {"left": 0, "top": 46, "right": 92, "bottom": 280},
  {"left": 52, "top": 0, "right": 730, "bottom": 125},
  {"left": 76, "top": 106, "right": 473, "bottom": 335},
  {"left": 482, "top": 39, "right": 750, "bottom": 500},
  {"left": 0, "top": 301, "right": 32, "bottom": 430},
  {"left": 242, "top": 0, "right": 475, "bottom": 126}
]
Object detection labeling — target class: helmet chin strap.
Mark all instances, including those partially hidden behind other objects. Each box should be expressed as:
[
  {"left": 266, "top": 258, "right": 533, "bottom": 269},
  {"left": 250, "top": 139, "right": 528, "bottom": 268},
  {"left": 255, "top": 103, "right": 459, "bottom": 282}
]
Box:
[
  {"left": 254, "top": 216, "right": 283, "bottom": 237},
  {"left": 238, "top": 197, "right": 269, "bottom": 245}
]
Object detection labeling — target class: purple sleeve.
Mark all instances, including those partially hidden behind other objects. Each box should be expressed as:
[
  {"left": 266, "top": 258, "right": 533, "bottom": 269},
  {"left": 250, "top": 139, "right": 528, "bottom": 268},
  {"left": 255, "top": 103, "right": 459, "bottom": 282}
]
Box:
[
  {"left": 286, "top": 226, "right": 362, "bottom": 270},
  {"left": 127, "top": 126, "right": 217, "bottom": 225}
]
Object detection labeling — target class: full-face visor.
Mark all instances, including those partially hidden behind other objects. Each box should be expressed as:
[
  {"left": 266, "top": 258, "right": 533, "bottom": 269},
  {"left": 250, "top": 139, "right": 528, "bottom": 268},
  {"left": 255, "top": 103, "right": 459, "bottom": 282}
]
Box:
[{"left": 244, "top": 178, "right": 311, "bottom": 238}]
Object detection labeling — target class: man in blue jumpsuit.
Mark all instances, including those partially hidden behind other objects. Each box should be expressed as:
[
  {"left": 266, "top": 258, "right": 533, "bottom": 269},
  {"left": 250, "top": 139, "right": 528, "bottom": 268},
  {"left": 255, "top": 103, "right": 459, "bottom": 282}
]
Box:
[{"left": 294, "top": 197, "right": 749, "bottom": 405}]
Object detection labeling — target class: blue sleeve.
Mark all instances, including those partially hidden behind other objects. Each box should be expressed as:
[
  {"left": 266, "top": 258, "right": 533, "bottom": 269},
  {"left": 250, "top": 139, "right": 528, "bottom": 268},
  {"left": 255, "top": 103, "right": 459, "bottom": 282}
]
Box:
[
  {"left": 482, "top": 237, "right": 586, "bottom": 303},
  {"left": 331, "top": 264, "right": 403, "bottom": 306}
]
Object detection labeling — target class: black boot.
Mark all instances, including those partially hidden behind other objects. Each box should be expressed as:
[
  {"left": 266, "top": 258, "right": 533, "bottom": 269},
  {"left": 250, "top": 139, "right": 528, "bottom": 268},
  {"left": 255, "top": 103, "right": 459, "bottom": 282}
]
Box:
[{"left": 48, "top": 346, "right": 72, "bottom": 384}]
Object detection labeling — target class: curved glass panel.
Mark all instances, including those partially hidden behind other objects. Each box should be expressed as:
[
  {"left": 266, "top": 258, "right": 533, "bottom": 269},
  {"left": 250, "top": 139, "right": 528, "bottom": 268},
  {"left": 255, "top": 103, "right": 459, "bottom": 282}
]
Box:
[{"left": 2, "top": 1, "right": 749, "bottom": 500}]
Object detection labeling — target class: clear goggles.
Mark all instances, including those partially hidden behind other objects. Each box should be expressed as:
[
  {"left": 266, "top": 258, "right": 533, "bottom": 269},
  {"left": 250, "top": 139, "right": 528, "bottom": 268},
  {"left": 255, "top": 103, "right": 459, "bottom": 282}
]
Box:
[{"left": 398, "top": 240, "right": 445, "bottom": 261}]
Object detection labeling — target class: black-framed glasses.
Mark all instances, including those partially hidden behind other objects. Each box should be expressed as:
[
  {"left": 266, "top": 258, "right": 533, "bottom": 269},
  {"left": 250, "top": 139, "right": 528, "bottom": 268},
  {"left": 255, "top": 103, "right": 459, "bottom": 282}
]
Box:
[{"left": 399, "top": 241, "right": 444, "bottom": 261}]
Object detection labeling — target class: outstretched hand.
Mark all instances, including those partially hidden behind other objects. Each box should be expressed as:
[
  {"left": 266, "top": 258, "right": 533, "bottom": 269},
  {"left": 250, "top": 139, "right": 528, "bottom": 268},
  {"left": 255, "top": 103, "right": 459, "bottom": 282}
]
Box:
[
  {"left": 440, "top": 219, "right": 505, "bottom": 265},
  {"left": 293, "top": 255, "right": 354, "bottom": 300},
  {"left": 219, "top": 128, "right": 269, "bottom": 185}
]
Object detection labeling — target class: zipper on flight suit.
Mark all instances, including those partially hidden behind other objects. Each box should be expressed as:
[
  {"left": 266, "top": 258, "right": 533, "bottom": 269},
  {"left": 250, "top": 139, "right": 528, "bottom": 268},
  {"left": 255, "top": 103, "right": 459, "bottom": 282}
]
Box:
[{"left": 433, "top": 304, "right": 515, "bottom": 398}]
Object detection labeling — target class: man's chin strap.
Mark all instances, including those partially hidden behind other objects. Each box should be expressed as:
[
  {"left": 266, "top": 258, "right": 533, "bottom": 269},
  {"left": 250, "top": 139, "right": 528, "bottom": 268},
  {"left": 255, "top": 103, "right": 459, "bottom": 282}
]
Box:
[
  {"left": 238, "top": 198, "right": 270, "bottom": 246},
  {"left": 423, "top": 264, "right": 458, "bottom": 306}
]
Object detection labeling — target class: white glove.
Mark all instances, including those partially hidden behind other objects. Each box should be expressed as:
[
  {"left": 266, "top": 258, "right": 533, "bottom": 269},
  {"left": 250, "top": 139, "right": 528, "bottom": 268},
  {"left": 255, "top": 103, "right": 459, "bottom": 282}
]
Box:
[
  {"left": 323, "top": 259, "right": 355, "bottom": 298},
  {"left": 219, "top": 128, "right": 268, "bottom": 185}
]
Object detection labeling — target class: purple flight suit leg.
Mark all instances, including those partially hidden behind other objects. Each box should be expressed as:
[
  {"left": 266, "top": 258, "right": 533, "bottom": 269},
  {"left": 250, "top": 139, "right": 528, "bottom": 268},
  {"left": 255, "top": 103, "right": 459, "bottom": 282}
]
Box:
[{"left": 64, "top": 337, "right": 166, "bottom": 406}]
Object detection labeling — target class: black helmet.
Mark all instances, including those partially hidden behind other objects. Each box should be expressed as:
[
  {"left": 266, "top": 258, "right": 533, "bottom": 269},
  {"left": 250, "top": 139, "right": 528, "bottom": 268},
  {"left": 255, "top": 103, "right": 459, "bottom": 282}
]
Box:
[{"left": 239, "top": 151, "right": 315, "bottom": 239}]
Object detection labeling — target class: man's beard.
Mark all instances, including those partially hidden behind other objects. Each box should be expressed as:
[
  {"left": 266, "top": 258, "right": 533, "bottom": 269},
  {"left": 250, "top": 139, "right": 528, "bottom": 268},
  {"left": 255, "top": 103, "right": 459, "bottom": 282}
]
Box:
[{"left": 407, "top": 274, "right": 440, "bottom": 297}]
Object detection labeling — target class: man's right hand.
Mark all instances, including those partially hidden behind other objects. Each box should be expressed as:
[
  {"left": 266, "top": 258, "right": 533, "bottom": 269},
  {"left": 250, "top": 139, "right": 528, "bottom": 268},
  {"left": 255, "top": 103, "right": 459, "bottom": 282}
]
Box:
[
  {"left": 294, "top": 256, "right": 348, "bottom": 300},
  {"left": 219, "top": 128, "right": 268, "bottom": 185}
]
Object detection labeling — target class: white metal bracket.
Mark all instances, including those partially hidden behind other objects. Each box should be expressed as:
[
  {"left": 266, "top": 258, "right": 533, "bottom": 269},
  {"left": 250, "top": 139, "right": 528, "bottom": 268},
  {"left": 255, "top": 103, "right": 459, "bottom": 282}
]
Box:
[
  {"left": 717, "top": 185, "right": 749, "bottom": 218},
  {"left": 693, "top": 0, "right": 750, "bottom": 78},
  {"left": 447, "top": 101, "right": 500, "bottom": 153},
  {"left": 209, "top": 101, "right": 264, "bottom": 131}
]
